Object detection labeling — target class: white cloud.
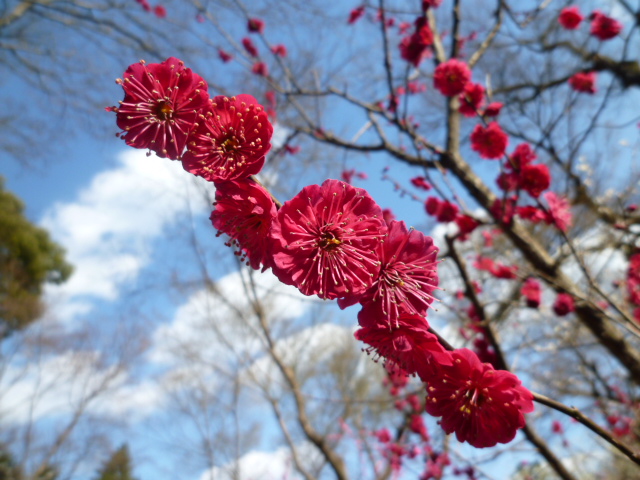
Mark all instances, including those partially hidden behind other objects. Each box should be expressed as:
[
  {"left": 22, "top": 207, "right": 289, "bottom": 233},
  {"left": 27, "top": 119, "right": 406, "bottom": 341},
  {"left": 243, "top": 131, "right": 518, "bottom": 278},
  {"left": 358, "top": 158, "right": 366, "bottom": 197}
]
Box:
[
  {"left": 40, "top": 149, "right": 211, "bottom": 322},
  {"left": 241, "top": 322, "right": 353, "bottom": 394},
  {"left": 91, "top": 379, "right": 167, "bottom": 421},
  {"left": 0, "top": 346, "right": 167, "bottom": 426},
  {"left": 147, "top": 267, "right": 362, "bottom": 407},
  {"left": 198, "top": 443, "right": 320, "bottom": 480},
  {"left": 149, "top": 268, "right": 316, "bottom": 368}
]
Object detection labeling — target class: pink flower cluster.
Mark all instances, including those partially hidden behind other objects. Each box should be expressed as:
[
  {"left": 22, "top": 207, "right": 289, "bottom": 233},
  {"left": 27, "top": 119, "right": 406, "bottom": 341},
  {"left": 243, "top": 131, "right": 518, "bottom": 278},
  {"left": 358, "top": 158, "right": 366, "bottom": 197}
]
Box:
[
  {"left": 558, "top": 6, "right": 622, "bottom": 40},
  {"left": 558, "top": 6, "right": 583, "bottom": 30},
  {"left": 569, "top": 71, "right": 597, "bottom": 94},
  {"left": 553, "top": 293, "right": 575, "bottom": 316},
  {"left": 109, "top": 58, "right": 275, "bottom": 268},
  {"left": 433, "top": 59, "right": 471, "bottom": 97},
  {"left": 425, "top": 196, "right": 459, "bottom": 223},
  {"left": 602, "top": 385, "right": 639, "bottom": 440},
  {"left": 368, "top": 365, "right": 450, "bottom": 478},
  {"left": 491, "top": 191, "right": 572, "bottom": 232},
  {"left": 348, "top": 6, "right": 366, "bottom": 25},
  {"left": 628, "top": 253, "right": 640, "bottom": 322},
  {"left": 110, "top": 58, "right": 534, "bottom": 451},
  {"left": 423, "top": 195, "right": 480, "bottom": 241},
  {"left": 471, "top": 122, "right": 509, "bottom": 160},
  {"left": 208, "top": 23, "right": 278, "bottom": 77},
  {"left": 134, "top": 0, "right": 166, "bottom": 17},
  {"left": 471, "top": 140, "right": 573, "bottom": 233},
  {"left": 356, "top": 313, "right": 533, "bottom": 449},
  {"left": 497, "top": 143, "right": 551, "bottom": 198},
  {"left": 399, "top": 17, "right": 434, "bottom": 67},
  {"left": 521, "top": 278, "right": 541, "bottom": 308},
  {"left": 404, "top": 54, "right": 498, "bottom": 124},
  {"left": 473, "top": 256, "right": 518, "bottom": 280},
  {"left": 590, "top": 10, "right": 623, "bottom": 40},
  {"left": 425, "top": 348, "right": 533, "bottom": 447},
  {"left": 110, "top": 58, "right": 210, "bottom": 159},
  {"left": 458, "top": 83, "right": 485, "bottom": 117},
  {"left": 431, "top": 58, "right": 498, "bottom": 119},
  {"left": 557, "top": 7, "right": 621, "bottom": 93}
]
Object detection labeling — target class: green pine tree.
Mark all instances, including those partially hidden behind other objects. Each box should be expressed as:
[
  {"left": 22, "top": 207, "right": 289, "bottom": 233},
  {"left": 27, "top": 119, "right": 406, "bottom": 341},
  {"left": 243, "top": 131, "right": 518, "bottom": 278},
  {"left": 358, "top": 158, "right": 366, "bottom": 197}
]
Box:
[
  {"left": 0, "top": 447, "right": 23, "bottom": 480},
  {"left": 0, "top": 177, "right": 73, "bottom": 338},
  {"left": 0, "top": 444, "right": 59, "bottom": 480},
  {"left": 94, "top": 445, "right": 138, "bottom": 480}
]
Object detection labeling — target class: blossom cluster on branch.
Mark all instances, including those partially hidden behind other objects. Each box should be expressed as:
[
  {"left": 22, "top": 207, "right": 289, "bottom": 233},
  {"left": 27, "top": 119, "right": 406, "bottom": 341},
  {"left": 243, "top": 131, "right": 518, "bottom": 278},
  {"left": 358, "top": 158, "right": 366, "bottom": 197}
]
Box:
[{"left": 109, "top": 56, "right": 536, "bottom": 450}]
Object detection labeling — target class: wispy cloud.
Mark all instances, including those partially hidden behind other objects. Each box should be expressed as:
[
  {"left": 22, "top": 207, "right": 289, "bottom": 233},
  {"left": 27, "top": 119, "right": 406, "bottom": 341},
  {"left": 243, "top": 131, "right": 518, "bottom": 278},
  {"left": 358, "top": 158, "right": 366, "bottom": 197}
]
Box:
[
  {"left": 149, "top": 268, "right": 316, "bottom": 368},
  {"left": 40, "top": 149, "right": 211, "bottom": 322},
  {"left": 198, "top": 443, "right": 320, "bottom": 480},
  {"left": 0, "top": 349, "right": 165, "bottom": 424}
]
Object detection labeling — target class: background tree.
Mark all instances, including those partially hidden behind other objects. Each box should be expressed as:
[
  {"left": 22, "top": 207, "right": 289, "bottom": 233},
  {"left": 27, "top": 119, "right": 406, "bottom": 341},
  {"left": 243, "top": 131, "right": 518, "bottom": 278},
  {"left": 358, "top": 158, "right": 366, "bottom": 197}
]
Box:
[
  {"left": 93, "top": 445, "right": 137, "bottom": 480},
  {"left": 0, "top": 177, "right": 72, "bottom": 338},
  {"left": 0, "top": 447, "right": 23, "bottom": 480},
  {"left": 0, "top": 445, "right": 58, "bottom": 480}
]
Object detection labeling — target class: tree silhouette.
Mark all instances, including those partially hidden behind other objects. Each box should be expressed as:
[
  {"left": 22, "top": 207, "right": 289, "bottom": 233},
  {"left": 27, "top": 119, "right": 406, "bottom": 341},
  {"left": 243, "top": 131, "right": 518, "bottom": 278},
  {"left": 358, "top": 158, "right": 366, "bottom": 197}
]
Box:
[
  {"left": 94, "top": 445, "right": 137, "bottom": 480},
  {"left": 0, "top": 177, "right": 73, "bottom": 338},
  {"left": 0, "top": 445, "right": 57, "bottom": 480}
]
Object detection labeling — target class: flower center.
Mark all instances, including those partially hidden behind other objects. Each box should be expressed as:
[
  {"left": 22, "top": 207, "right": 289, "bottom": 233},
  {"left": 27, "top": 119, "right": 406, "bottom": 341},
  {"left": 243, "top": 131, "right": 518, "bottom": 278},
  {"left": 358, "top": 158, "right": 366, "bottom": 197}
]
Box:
[
  {"left": 221, "top": 135, "right": 240, "bottom": 153},
  {"left": 154, "top": 100, "right": 174, "bottom": 121},
  {"left": 460, "top": 387, "right": 486, "bottom": 415},
  {"left": 383, "top": 267, "right": 406, "bottom": 287},
  {"left": 318, "top": 233, "right": 342, "bottom": 252}
]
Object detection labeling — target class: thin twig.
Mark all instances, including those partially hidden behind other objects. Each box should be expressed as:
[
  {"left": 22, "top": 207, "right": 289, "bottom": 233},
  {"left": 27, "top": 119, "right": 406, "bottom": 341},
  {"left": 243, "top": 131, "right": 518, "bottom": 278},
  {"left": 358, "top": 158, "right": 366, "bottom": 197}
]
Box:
[{"left": 533, "top": 392, "right": 640, "bottom": 467}]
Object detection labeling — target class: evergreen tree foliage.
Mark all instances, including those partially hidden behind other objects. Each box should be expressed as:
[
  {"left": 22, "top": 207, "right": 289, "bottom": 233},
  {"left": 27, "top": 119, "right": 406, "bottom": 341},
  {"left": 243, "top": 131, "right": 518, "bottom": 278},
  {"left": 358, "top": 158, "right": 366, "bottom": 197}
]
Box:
[
  {"left": 0, "top": 177, "right": 73, "bottom": 337},
  {"left": 0, "top": 445, "right": 57, "bottom": 480},
  {"left": 0, "top": 447, "right": 23, "bottom": 480},
  {"left": 94, "top": 445, "right": 138, "bottom": 480}
]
